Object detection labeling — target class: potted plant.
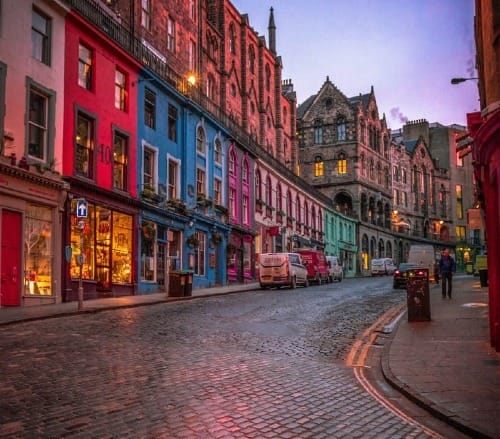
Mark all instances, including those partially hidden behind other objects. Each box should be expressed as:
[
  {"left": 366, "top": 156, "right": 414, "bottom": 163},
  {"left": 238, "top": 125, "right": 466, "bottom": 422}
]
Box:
[
  {"left": 142, "top": 222, "right": 156, "bottom": 240},
  {"left": 186, "top": 234, "right": 200, "bottom": 248},
  {"left": 212, "top": 231, "right": 223, "bottom": 244}
]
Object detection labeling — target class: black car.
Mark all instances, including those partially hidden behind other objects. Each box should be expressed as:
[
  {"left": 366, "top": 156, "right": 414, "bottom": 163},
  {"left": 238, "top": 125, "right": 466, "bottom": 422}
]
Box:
[{"left": 393, "top": 263, "right": 420, "bottom": 289}]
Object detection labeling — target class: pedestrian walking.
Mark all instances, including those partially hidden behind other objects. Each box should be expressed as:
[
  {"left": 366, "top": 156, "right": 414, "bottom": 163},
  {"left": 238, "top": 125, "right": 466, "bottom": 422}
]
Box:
[{"left": 439, "top": 249, "right": 456, "bottom": 298}]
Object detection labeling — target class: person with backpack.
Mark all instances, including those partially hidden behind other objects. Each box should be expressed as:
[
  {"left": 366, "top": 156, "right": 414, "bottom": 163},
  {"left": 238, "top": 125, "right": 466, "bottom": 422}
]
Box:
[{"left": 439, "top": 249, "right": 456, "bottom": 299}]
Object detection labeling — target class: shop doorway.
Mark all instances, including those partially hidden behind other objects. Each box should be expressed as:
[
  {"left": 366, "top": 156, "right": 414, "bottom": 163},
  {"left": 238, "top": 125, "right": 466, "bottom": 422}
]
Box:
[{"left": 1, "top": 210, "right": 22, "bottom": 306}]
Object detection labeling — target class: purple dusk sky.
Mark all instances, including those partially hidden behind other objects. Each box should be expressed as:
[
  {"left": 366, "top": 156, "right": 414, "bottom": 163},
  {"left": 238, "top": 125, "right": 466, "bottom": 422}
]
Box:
[{"left": 231, "top": 0, "right": 478, "bottom": 130}]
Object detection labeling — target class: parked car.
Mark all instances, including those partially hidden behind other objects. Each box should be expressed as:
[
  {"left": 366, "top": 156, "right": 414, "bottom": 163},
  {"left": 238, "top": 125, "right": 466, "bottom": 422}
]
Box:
[
  {"left": 295, "top": 249, "right": 329, "bottom": 285},
  {"left": 258, "top": 253, "right": 309, "bottom": 289},
  {"left": 393, "top": 263, "right": 420, "bottom": 289},
  {"left": 326, "top": 255, "right": 343, "bottom": 282}
]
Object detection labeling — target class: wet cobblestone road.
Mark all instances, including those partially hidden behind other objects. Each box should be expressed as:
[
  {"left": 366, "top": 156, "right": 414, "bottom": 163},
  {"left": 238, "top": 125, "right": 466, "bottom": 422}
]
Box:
[{"left": 0, "top": 278, "right": 439, "bottom": 438}]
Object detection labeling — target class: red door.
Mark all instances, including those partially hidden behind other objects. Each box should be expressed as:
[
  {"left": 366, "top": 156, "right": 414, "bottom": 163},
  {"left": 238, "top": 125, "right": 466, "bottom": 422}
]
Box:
[{"left": 1, "top": 210, "right": 22, "bottom": 306}]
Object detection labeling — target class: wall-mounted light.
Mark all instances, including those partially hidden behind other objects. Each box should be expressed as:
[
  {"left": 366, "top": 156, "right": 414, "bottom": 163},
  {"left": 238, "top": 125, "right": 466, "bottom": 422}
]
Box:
[{"left": 187, "top": 74, "right": 197, "bottom": 86}]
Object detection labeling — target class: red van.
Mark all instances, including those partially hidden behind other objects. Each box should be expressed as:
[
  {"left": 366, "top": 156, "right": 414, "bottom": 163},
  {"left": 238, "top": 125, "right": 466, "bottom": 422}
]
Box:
[{"left": 295, "top": 249, "right": 330, "bottom": 285}]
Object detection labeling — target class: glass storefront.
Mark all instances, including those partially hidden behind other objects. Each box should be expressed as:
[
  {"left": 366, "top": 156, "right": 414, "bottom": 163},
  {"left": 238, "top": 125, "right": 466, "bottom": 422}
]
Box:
[
  {"left": 24, "top": 204, "right": 53, "bottom": 296},
  {"left": 70, "top": 201, "right": 133, "bottom": 289}
]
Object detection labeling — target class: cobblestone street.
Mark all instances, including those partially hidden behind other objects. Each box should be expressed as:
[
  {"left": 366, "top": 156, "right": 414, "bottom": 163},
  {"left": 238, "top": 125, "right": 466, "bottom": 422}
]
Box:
[{"left": 1, "top": 278, "right": 446, "bottom": 438}]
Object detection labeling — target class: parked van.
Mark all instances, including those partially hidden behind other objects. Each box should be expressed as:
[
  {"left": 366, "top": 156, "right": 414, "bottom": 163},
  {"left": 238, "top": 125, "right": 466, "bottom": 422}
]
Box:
[
  {"left": 370, "top": 258, "right": 396, "bottom": 276},
  {"left": 258, "top": 253, "right": 309, "bottom": 289},
  {"left": 408, "top": 245, "right": 437, "bottom": 281},
  {"left": 326, "top": 256, "right": 343, "bottom": 282},
  {"left": 295, "top": 249, "right": 329, "bottom": 285}
]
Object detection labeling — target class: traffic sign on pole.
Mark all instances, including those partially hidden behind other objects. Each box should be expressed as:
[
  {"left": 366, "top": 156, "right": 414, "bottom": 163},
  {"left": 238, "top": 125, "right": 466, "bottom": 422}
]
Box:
[{"left": 76, "top": 199, "right": 88, "bottom": 218}]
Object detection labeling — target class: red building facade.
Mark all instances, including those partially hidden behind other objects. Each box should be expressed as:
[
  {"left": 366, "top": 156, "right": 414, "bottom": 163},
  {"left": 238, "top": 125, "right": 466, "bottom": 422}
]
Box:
[
  {"left": 471, "top": 0, "right": 500, "bottom": 351},
  {"left": 62, "top": 9, "right": 142, "bottom": 299}
]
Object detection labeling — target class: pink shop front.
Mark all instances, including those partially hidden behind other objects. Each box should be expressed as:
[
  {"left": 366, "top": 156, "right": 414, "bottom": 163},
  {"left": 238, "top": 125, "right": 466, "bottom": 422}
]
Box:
[{"left": 227, "top": 227, "right": 256, "bottom": 284}]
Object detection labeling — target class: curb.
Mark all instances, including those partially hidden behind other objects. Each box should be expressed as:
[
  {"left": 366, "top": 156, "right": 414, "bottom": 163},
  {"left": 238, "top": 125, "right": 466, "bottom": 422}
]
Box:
[
  {"left": 380, "top": 313, "right": 494, "bottom": 439},
  {"left": 0, "top": 286, "right": 258, "bottom": 327}
]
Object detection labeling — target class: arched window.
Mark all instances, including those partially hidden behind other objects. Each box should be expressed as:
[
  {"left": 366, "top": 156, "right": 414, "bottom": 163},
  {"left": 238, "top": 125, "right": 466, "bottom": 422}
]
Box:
[
  {"left": 265, "top": 175, "right": 272, "bottom": 206},
  {"left": 369, "top": 158, "right": 375, "bottom": 180},
  {"left": 287, "top": 190, "right": 292, "bottom": 217},
  {"left": 304, "top": 201, "right": 309, "bottom": 227},
  {"left": 296, "top": 196, "right": 302, "bottom": 224},
  {"left": 206, "top": 74, "right": 216, "bottom": 100},
  {"left": 242, "top": 158, "right": 248, "bottom": 184},
  {"left": 276, "top": 184, "right": 282, "bottom": 212},
  {"left": 255, "top": 169, "right": 262, "bottom": 200},
  {"left": 337, "top": 116, "right": 346, "bottom": 141},
  {"left": 196, "top": 125, "right": 206, "bottom": 155},
  {"left": 229, "top": 148, "right": 237, "bottom": 176},
  {"left": 214, "top": 138, "right": 222, "bottom": 164}
]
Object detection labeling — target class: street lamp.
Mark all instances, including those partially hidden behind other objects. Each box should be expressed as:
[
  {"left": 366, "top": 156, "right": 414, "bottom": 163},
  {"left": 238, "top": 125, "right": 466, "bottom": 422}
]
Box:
[{"left": 451, "top": 77, "right": 478, "bottom": 85}]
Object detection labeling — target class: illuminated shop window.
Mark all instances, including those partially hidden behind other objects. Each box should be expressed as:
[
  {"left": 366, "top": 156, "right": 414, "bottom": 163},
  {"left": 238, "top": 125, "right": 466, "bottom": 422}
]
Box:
[{"left": 24, "top": 204, "right": 53, "bottom": 296}]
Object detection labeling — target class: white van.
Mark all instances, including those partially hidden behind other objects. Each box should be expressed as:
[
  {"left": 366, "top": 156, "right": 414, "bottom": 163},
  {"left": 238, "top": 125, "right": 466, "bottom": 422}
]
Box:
[
  {"left": 258, "top": 253, "right": 309, "bottom": 289},
  {"left": 408, "top": 245, "right": 437, "bottom": 281},
  {"left": 326, "top": 256, "right": 343, "bottom": 282},
  {"left": 371, "top": 258, "right": 396, "bottom": 276}
]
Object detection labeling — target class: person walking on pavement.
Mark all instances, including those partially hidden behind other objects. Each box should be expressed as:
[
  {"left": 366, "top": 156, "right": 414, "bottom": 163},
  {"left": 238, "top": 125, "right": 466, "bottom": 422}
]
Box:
[{"left": 439, "top": 249, "right": 456, "bottom": 298}]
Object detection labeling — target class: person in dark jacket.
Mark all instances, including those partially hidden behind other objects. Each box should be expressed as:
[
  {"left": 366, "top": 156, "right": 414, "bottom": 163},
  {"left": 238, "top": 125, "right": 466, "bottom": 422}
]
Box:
[{"left": 439, "top": 249, "right": 456, "bottom": 298}]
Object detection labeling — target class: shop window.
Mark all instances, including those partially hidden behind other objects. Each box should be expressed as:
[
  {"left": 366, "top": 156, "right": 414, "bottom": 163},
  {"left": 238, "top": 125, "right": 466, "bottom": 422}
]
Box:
[
  {"left": 24, "top": 204, "right": 53, "bottom": 296},
  {"left": 141, "top": 220, "right": 156, "bottom": 281},
  {"left": 69, "top": 203, "right": 133, "bottom": 287},
  {"left": 193, "top": 231, "right": 206, "bottom": 276}
]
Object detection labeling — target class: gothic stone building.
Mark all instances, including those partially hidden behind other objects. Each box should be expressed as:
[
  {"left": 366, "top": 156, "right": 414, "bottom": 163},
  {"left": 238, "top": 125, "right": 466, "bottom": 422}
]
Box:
[{"left": 297, "top": 77, "right": 393, "bottom": 274}]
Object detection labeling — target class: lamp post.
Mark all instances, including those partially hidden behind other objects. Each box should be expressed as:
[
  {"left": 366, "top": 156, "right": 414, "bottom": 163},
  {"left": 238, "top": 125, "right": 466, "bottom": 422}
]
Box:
[{"left": 450, "top": 77, "right": 478, "bottom": 85}]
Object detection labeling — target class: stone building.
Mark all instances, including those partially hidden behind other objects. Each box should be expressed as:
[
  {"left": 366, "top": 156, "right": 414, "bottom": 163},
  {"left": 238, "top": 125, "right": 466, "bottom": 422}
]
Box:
[{"left": 297, "top": 78, "right": 394, "bottom": 274}]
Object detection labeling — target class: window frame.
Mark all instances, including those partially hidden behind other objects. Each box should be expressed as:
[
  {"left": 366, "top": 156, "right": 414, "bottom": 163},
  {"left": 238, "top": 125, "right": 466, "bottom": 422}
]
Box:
[
  {"left": 144, "top": 88, "right": 156, "bottom": 129},
  {"left": 32, "top": 7, "right": 51, "bottom": 66},
  {"left": 74, "top": 109, "right": 95, "bottom": 179},
  {"left": 112, "top": 129, "right": 128, "bottom": 191},
  {"left": 78, "top": 43, "right": 93, "bottom": 91},
  {"left": 114, "top": 68, "right": 127, "bottom": 111}
]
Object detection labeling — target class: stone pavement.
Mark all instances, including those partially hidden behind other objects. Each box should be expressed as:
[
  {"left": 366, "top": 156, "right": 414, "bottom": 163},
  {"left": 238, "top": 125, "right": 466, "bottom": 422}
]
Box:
[
  {"left": 1, "top": 275, "right": 498, "bottom": 438},
  {"left": 382, "top": 274, "right": 499, "bottom": 439}
]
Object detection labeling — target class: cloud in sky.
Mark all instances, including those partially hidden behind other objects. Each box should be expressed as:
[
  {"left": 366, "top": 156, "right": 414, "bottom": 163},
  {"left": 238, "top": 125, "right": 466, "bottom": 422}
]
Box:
[{"left": 232, "top": 0, "right": 478, "bottom": 129}]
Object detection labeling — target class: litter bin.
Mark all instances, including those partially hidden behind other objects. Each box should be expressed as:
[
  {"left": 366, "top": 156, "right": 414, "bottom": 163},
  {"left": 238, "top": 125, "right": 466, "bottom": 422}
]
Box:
[
  {"left": 168, "top": 271, "right": 184, "bottom": 297},
  {"left": 181, "top": 271, "right": 193, "bottom": 296},
  {"left": 406, "top": 268, "right": 431, "bottom": 322},
  {"left": 479, "top": 269, "right": 488, "bottom": 287}
]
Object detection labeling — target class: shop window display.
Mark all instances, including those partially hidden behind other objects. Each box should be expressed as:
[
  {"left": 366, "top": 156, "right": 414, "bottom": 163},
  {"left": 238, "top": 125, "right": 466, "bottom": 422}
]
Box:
[
  {"left": 141, "top": 220, "right": 156, "bottom": 281},
  {"left": 70, "top": 201, "right": 132, "bottom": 288},
  {"left": 24, "top": 204, "right": 53, "bottom": 295}
]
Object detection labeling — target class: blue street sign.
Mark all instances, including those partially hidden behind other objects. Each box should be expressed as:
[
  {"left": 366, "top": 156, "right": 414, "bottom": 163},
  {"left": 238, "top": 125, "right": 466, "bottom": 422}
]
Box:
[{"left": 76, "top": 199, "right": 88, "bottom": 218}]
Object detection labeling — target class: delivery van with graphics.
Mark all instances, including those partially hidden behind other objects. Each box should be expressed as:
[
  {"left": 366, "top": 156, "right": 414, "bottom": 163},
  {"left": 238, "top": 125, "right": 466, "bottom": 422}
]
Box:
[{"left": 258, "top": 253, "right": 309, "bottom": 289}]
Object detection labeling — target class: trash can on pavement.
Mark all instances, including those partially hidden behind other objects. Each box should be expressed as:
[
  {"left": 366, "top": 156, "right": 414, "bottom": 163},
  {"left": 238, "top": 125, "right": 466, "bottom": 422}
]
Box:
[
  {"left": 168, "top": 271, "right": 184, "bottom": 297},
  {"left": 406, "top": 268, "right": 431, "bottom": 322},
  {"left": 479, "top": 269, "right": 488, "bottom": 287},
  {"left": 183, "top": 271, "right": 193, "bottom": 296}
]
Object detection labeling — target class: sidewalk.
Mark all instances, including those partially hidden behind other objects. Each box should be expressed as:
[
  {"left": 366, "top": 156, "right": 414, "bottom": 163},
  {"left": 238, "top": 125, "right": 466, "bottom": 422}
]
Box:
[
  {"left": 0, "top": 282, "right": 260, "bottom": 325},
  {"left": 1, "top": 276, "right": 498, "bottom": 438},
  {"left": 382, "top": 274, "right": 499, "bottom": 439}
]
